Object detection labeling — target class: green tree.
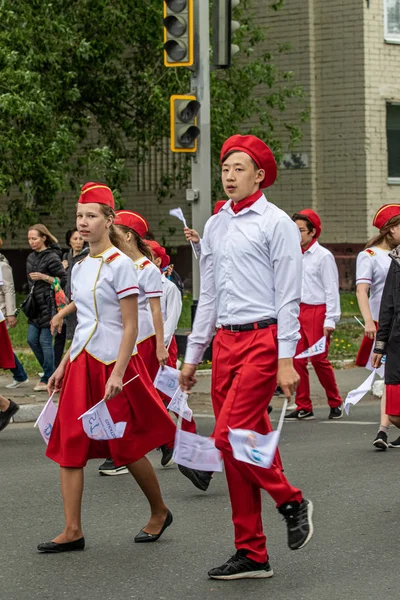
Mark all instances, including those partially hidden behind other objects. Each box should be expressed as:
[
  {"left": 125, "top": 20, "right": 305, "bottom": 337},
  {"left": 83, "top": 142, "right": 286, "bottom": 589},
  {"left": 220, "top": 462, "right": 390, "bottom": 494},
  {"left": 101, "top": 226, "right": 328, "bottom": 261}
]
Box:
[{"left": 0, "top": 0, "right": 304, "bottom": 235}]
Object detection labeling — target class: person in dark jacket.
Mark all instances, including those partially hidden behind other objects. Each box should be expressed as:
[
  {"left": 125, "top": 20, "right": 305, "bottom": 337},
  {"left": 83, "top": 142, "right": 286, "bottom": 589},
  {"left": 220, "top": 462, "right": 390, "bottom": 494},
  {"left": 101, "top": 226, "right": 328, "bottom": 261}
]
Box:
[
  {"left": 62, "top": 228, "right": 89, "bottom": 339},
  {"left": 372, "top": 240, "right": 400, "bottom": 438},
  {"left": 26, "top": 224, "right": 66, "bottom": 391}
]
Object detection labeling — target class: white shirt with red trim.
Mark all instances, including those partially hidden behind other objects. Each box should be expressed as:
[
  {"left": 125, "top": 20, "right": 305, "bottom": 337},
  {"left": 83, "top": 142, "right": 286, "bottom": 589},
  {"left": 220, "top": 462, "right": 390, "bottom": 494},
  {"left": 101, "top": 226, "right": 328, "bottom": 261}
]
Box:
[
  {"left": 185, "top": 194, "right": 303, "bottom": 363},
  {"left": 301, "top": 241, "right": 341, "bottom": 329},
  {"left": 0, "top": 307, "right": 5, "bottom": 323},
  {"left": 70, "top": 246, "right": 139, "bottom": 364},
  {"left": 356, "top": 246, "right": 391, "bottom": 321},
  {"left": 135, "top": 256, "right": 163, "bottom": 344},
  {"left": 161, "top": 275, "right": 182, "bottom": 345}
]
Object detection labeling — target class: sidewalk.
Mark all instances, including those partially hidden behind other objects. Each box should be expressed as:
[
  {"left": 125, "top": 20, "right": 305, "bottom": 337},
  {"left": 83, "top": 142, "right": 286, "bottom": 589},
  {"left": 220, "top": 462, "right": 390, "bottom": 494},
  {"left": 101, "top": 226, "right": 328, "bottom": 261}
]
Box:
[{"left": 0, "top": 364, "right": 380, "bottom": 423}]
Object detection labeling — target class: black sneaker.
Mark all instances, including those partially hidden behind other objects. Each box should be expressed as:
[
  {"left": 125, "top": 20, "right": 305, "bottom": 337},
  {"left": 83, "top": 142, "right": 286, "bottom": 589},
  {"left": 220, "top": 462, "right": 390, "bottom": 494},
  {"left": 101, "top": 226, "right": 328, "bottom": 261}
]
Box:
[
  {"left": 208, "top": 549, "right": 274, "bottom": 580},
  {"left": 0, "top": 399, "right": 19, "bottom": 432},
  {"left": 388, "top": 436, "right": 400, "bottom": 448},
  {"left": 178, "top": 464, "right": 212, "bottom": 491},
  {"left": 98, "top": 458, "right": 129, "bottom": 476},
  {"left": 284, "top": 410, "right": 314, "bottom": 421},
  {"left": 328, "top": 406, "right": 343, "bottom": 420},
  {"left": 373, "top": 431, "right": 388, "bottom": 451},
  {"left": 159, "top": 444, "right": 174, "bottom": 467},
  {"left": 267, "top": 405, "right": 273, "bottom": 415},
  {"left": 278, "top": 498, "right": 314, "bottom": 550}
]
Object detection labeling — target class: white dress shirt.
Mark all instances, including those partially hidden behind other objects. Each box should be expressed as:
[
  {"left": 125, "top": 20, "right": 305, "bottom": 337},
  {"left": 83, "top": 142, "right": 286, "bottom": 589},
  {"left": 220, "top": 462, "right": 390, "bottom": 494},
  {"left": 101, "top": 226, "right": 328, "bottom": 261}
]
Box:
[
  {"left": 300, "top": 241, "right": 341, "bottom": 329},
  {"left": 161, "top": 275, "right": 183, "bottom": 345},
  {"left": 70, "top": 246, "right": 139, "bottom": 364},
  {"left": 135, "top": 256, "right": 163, "bottom": 344},
  {"left": 185, "top": 194, "right": 302, "bottom": 363},
  {"left": 356, "top": 246, "right": 391, "bottom": 321}
]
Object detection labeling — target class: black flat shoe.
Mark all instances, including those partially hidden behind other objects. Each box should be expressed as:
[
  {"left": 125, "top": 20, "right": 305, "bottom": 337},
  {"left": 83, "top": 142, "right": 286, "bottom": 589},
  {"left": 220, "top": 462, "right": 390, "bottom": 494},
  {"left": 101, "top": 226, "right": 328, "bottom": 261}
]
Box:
[
  {"left": 37, "top": 537, "right": 85, "bottom": 553},
  {"left": 134, "top": 510, "right": 173, "bottom": 543}
]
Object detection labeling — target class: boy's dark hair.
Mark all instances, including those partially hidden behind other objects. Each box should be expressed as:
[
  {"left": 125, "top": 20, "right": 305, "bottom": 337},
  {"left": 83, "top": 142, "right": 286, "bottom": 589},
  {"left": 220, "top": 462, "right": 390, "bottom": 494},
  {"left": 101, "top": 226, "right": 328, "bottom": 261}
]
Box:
[
  {"left": 292, "top": 213, "right": 315, "bottom": 234},
  {"left": 222, "top": 150, "right": 259, "bottom": 172}
]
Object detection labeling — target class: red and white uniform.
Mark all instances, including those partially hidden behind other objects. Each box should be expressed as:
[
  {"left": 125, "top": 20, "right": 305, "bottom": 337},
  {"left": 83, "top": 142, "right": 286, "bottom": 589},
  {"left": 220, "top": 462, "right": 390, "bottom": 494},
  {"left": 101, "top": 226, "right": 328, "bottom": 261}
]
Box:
[
  {"left": 186, "top": 193, "right": 303, "bottom": 563},
  {"left": 46, "top": 246, "right": 175, "bottom": 468},
  {"left": 294, "top": 241, "right": 342, "bottom": 411},
  {"left": 161, "top": 275, "right": 182, "bottom": 350},
  {"left": 0, "top": 307, "right": 15, "bottom": 369},
  {"left": 134, "top": 256, "right": 164, "bottom": 380},
  {"left": 355, "top": 247, "right": 391, "bottom": 365}
]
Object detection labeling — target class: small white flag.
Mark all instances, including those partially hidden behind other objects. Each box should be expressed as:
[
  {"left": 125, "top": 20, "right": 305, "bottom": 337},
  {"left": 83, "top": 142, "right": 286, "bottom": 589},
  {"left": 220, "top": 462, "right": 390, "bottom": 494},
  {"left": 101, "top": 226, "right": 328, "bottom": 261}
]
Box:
[
  {"left": 344, "top": 370, "right": 377, "bottom": 415},
  {"left": 34, "top": 392, "right": 58, "bottom": 445},
  {"left": 169, "top": 207, "right": 198, "bottom": 259},
  {"left": 173, "top": 429, "right": 223, "bottom": 472},
  {"left": 295, "top": 335, "right": 326, "bottom": 359},
  {"left": 167, "top": 387, "right": 193, "bottom": 422},
  {"left": 154, "top": 365, "right": 180, "bottom": 398},
  {"left": 365, "top": 347, "right": 385, "bottom": 379},
  {"left": 78, "top": 400, "right": 127, "bottom": 440},
  {"left": 228, "top": 399, "right": 287, "bottom": 469}
]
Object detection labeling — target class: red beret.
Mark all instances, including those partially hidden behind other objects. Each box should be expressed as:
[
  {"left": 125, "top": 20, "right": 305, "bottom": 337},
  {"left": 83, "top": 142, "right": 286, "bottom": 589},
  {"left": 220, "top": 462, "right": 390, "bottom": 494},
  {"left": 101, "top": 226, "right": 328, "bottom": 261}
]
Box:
[
  {"left": 220, "top": 135, "right": 277, "bottom": 189},
  {"left": 372, "top": 204, "right": 400, "bottom": 230},
  {"left": 297, "top": 209, "right": 322, "bottom": 238},
  {"left": 78, "top": 182, "right": 114, "bottom": 208},
  {"left": 213, "top": 200, "right": 226, "bottom": 215},
  {"left": 114, "top": 210, "right": 149, "bottom": 238},
  {"left": 146, "top": 240, "right": 170, "bottom": 270}
]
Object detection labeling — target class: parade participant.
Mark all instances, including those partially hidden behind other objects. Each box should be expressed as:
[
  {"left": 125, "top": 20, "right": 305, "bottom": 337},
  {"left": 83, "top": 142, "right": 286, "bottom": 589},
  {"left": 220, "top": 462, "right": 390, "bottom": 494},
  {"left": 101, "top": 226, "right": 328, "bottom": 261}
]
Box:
[
  {"left": 183, "top": 200, "right": 226, "bottom": 253},
  {"left": 356, "top": 204, "right": 400, "bottom": 449},
  {"left": 0, "top": 306, "right": 16, "bottom": 373},
  {"left": 95, "top": 210, "right": 170, "bottom": 475},
  {"left": 372, "top": 236, "right": 400, "bottom": 441},
  {"left": 180, "top": 135, "right": 313, "bottom": 580},
  {"left": 0, "top": 392, "right": 19, "bottom": 432},
  {"left": 39, "top": 182, "right": 175, "bottom": 553},
  {"left": 285, "top": 210, "right": 342, "bottom": 421},
  {"left": 62, "top": 228, "right": 89, "bottom": 340}
]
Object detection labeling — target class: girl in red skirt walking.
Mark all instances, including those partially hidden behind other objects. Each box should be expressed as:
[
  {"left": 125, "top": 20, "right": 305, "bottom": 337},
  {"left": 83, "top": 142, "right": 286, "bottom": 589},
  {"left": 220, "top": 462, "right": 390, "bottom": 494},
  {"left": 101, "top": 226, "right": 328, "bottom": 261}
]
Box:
[
  {"left": 356, "top": 204, "right": 400, "bottom": 449},
  {"left": 0, "top": 307, "right": 19, "bottom": 430},
  {"left": 39, "top": 182, "right": 175, "bottom": 553}
]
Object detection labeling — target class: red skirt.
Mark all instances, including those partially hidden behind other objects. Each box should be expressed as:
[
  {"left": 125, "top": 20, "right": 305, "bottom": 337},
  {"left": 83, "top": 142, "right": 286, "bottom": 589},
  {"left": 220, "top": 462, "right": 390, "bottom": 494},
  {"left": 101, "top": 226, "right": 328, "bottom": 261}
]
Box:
[
  {"left": 355, "top": 322, "right": 377, "bottom": 367},
  {"left": 0, "top": 320, "right": 15, "bottom": 369},
  {"left": 46, "top": 351, "right": 176, "bottom": 468},
  {"left": 386, "top": 385, "right": 400, "bottom": 416},
  {"left": 137, "top": 335, "right": 159, "bottom": 381},
  {"left": 168, "top": 336, "right": 179, "bottom": 368}
]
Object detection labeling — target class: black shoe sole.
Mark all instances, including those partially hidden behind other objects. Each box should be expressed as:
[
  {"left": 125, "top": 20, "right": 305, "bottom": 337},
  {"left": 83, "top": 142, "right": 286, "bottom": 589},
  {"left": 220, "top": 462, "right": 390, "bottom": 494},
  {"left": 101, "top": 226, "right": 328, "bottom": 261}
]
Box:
[
  {"left": 373, "top": 439, "right": 388, "bottom": 451},
  {"left": 178, "top": 465, "right": 211, "bottom": 491},
  {"left": 388, "top": 443, "right": 400, "bottom": 448},
  {"left": 208, "top": 568, "right": 274, "bottom": 580}
]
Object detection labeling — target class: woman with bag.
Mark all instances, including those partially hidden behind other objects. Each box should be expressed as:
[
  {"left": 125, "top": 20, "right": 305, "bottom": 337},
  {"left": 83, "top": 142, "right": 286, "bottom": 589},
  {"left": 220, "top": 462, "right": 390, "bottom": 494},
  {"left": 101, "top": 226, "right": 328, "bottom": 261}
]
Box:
[
  {"left": 26, "top": 224, "right": 66, "bottom": 391},
  {"left": 62, "top": 228, "right": 88, "bottom": 340}
]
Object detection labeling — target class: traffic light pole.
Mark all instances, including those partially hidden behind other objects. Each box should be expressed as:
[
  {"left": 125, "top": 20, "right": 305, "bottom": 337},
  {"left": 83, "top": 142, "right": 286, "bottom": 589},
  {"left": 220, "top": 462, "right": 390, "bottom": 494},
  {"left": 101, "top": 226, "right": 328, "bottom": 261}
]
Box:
[{"left": 190, "top": 0, "right": 212, "bottom": 313}]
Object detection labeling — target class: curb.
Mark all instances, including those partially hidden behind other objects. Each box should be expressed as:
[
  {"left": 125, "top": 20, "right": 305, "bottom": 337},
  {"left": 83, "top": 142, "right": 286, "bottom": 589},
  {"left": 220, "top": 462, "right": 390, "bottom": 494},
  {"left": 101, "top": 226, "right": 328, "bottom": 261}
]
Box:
[{"left": 13, "top": 403, "right": 46, "bottom": 424}]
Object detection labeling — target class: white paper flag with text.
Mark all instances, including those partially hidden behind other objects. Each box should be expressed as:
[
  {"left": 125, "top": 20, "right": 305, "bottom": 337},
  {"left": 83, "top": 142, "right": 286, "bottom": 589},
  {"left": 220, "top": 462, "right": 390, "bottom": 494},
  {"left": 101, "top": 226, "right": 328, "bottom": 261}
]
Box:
[
  {"left": 295, "top": 335, "right": 326, "bottom": 359},
  {"left": 78, "top": 400, "right": 127, "bottom": 440},
  {"left": 344, "top": 370, "right": 377, "bottom": 415},
  {"left": 173, "top": 429, "right": 223, "bottom": 471},
  {"left": 228, "top": 399, "right": 287, "bottom": 469},
  {"left": 154, "top": 365, "right": 180, "bottom": 398},
  {"left": 167, "top": 387, "right": 193, "bottom": 422},
  {"left": 169, "top": 207, "right": 198, "bottom": 258},
  {"left": 34, "top": 392, "right": 58, "bottom": 445}
]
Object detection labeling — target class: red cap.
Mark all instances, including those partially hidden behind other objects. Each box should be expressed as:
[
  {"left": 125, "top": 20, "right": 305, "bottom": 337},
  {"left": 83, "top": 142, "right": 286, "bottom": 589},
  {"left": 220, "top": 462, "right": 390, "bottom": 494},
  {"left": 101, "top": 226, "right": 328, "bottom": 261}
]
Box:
[
  {"left": 213, "top": 200, "right": 226, "bottom": 215},
  {"left": 372, "top": 204, "right": 400, "bottom": 230},
  {"left": 297, "top": 209, "right": 322, "bottom": 238},
  {"left": 146, "top": 240, "right": 170, "bottom": 270},
  {"left": 78, "top": 182, "right": 114, "bottom": 208},
  {"left": 220, "top": 134, "right": 277, "bottom": 189},
  {"left": 114, "top": 210, "right": 149, "bottom": 238}
]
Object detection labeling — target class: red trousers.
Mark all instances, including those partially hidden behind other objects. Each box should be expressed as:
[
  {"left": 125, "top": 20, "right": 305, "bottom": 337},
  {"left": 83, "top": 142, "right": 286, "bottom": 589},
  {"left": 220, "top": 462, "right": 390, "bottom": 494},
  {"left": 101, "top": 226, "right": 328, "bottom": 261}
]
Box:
[
  {"left": 212, "top": 326, "right": 302, "bottom": 563},
  {"left": 294, "top": 304, "right": 342, "bottom": 412},
  {"left": 138, "top": 335, "right": 197, "bottom": 449}
]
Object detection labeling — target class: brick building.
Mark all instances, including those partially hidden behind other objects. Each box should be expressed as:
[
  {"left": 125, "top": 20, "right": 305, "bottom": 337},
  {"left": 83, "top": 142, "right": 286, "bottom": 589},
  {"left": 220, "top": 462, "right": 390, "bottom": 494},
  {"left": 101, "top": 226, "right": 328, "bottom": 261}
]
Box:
[{"left": 2, "top": 0, "right": 400, "bottom": 290}]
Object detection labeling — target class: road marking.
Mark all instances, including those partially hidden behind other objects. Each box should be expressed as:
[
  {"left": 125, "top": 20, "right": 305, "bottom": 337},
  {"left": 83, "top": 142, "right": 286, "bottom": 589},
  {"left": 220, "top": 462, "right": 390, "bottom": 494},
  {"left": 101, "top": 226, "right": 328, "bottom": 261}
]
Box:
[{"left": 319, "top": 420, "right": 377, "bottom": 425}]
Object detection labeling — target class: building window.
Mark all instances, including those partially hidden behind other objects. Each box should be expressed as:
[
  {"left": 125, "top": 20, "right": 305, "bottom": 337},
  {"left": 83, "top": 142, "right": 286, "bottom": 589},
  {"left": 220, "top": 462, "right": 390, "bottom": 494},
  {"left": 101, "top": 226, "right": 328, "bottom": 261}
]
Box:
[
  {"left": 385, "top": 0, "right": 400, "bottom": 43},
  {"left": 387, "top": 103, "right": 400, "bottom": 182}
]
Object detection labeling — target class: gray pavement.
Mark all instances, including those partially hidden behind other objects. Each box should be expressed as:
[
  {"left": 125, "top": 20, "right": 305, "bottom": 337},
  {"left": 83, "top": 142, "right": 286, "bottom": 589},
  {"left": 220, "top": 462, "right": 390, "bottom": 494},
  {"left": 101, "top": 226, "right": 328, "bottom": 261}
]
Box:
[{"left": 1, "top": 403, "right": 399, "bottom": 600}]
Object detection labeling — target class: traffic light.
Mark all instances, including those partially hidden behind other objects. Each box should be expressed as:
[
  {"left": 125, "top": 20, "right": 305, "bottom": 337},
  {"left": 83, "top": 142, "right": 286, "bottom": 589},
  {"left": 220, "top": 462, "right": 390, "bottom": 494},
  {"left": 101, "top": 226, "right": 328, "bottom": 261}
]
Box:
[
  {"left": 212, "top": 0, "right": 241, "bottom": 69},
  {"left": 170, "top": 95, "right": 200, "bottom": 153},
  {"left": 163, "top": 0, "right": 194, "bottom": 68}
]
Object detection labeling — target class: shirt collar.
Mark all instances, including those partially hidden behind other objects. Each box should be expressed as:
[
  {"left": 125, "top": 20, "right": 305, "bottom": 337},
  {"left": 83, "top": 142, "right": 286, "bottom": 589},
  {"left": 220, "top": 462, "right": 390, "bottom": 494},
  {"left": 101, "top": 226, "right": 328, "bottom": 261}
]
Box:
[
  {"left": 304, "top": 240, "right": 319, "bottom": 254},
  {"left": 222, "top": 193, "right": 268, "bottom": 216}
]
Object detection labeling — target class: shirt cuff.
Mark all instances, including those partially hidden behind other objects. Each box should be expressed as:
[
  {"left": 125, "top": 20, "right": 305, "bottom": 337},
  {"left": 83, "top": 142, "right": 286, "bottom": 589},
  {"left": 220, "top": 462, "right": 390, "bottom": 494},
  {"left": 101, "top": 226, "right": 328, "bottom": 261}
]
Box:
[
  {"left": 323, "top": 318, "right": 336, "bottom": 329},
  {"left": 278, "top": 340, "right": 298, "bottom": 359},
  {"left": 184, "top": 343, "right": 204, "bottom": 365}
]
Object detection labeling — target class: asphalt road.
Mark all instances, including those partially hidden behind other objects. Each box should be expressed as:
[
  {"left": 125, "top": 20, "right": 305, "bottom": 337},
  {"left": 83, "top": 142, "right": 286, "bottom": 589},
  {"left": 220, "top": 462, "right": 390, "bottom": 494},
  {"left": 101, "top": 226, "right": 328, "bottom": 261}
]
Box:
[{"left": 1, "top": 403, "right": 399, "bottom": 600}]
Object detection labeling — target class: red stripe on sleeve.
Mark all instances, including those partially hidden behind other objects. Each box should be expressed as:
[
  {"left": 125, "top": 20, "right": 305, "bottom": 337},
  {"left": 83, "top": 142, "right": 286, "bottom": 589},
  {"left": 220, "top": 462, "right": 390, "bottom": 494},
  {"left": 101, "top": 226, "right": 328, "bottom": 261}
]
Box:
[{"left": 117, "top": 286, "right": 139, "bottom": 295}]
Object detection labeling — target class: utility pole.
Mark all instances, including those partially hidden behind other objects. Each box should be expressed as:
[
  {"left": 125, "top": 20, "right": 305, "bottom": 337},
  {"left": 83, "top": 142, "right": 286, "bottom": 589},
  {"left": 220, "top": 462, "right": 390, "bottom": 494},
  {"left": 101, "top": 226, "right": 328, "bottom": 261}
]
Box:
[{"left": 189, "top": 0, "right": 212, "bottom": 312}]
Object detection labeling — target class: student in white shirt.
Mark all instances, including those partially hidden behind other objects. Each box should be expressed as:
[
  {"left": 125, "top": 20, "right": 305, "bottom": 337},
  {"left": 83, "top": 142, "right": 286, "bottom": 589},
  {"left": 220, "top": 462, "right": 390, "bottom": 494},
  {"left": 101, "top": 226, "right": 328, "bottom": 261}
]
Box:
[
  {"left": 180, "top": 134, "right": 313, "bottom": 581},
  {"left": 356, "top": 204, "right": 400, "bottom": 450},
  {"left": 40, "top": 182, "right": 175, "bottom": 554},
  {"left": 285, "top": 209, "right": 342, "bottom": 421}
]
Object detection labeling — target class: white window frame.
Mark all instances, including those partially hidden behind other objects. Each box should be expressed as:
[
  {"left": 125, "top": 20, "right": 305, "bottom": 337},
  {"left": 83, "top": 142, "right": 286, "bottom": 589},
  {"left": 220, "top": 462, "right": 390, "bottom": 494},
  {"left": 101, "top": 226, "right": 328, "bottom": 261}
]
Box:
[{"left": 384, "top": 0, "right": 400, "bottom": 44}]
